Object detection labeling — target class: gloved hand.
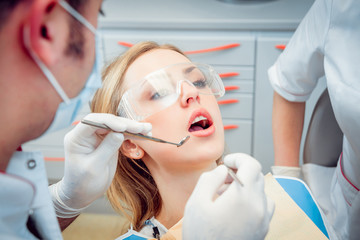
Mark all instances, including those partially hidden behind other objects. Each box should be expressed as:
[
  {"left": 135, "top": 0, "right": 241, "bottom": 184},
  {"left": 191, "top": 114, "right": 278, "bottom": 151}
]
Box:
[
  {"left": 49, "top": 113, "right": 151, "bottom": 218},
  {"left": 183, "top": 153, "right": 275, "bottom": 240},
  {"left": 271, "top": 165, "right": 301, "bottom": 178}
]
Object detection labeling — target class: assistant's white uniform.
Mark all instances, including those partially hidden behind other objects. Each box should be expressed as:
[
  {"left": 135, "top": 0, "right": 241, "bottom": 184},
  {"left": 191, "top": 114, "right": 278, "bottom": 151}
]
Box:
[
  {"left": 268, "top": 0, "right": 360, "bottom": 239},
  {"left": 0, "top": 151, "right": 62, "bottom": 239}
]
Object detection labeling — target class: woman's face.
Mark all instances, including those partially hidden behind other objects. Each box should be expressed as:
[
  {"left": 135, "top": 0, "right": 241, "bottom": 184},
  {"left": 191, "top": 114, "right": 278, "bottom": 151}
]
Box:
[{"left": 123, "top": 49, "right": 224, "bottom": 173}]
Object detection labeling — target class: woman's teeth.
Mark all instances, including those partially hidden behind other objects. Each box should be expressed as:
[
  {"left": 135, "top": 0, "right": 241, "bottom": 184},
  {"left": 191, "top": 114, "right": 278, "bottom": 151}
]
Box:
[
  {"left": 192, "top": 116, "right": 208, "bottom": 125},
  {"left": 189, "top": 115, "right": 210, "bottom": 132}
]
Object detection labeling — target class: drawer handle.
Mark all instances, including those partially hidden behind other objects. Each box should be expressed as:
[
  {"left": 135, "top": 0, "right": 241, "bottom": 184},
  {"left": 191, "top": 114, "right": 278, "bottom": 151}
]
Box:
[
  {"left": 118, "top": 41, "right": 134, "bottom": 47},
  {"left": 44, "top": 157, "right": 64, "bottom": 161},
  {"left": 118, "top": 42, "right": 240, "bottom": 54},
  {"left": 275, "top": 44, "right": 286, "bottom": 50},
  {"left": 225, "top": 86, "right": 239, "bottom": 91},
  {"left": 224, "top": 124, "right": 239, "bottom": 130},
  {"left": 219, "top": 72, "right": 240, "bottom": 78},
  {"left": 217, "top": 99, "right": 239, "bottom": 105},
  {"left": 72, "top": 120, "right": 80, "bottom": 125},
  {"left": 184, "top": 43, "right": 240, "bottom": 55}
]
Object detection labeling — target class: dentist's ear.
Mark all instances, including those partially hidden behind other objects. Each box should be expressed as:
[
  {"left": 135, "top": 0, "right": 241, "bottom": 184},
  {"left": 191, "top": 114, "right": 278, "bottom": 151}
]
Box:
[
  {"left": 121, "top": 139, "right": 145, "bottom": 159},
  {"left": 23, "top": 0, "right": 66, "bottom": 66}
]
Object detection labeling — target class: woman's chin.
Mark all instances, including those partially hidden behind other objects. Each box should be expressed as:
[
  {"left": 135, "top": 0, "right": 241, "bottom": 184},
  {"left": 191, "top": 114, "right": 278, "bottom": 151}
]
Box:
[
  {"left": 193, "top": 144, "right": 224, "bottom": 160},
  {"left": 184, "top": 148, "right": 223, "bottom": 167}
]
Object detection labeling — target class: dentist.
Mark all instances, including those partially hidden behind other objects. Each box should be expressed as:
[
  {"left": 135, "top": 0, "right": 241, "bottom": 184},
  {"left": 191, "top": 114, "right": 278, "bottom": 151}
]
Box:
[{"left": 0, "top": 0, "right": 144, "bottom": 238}]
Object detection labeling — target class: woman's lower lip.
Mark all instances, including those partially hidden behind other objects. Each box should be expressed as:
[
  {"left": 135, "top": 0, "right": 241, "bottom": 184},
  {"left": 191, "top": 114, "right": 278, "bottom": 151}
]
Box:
[{"left": 189, "top": 124, "right": 215, "bottom": 137}]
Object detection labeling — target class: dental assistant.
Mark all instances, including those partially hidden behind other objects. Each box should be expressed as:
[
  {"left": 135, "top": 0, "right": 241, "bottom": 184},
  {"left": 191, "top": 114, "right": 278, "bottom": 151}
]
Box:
[
  {"left": 269, "top": 0, "right": 360, "bottom": 239},
  {"left": 0, "top": 0, "right": 272, "bottom": 239}
]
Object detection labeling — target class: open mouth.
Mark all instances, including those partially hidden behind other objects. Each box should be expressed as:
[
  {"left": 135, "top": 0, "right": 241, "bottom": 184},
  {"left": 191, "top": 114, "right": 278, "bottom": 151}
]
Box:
[
  {"left": 189, "top": 116, "right": 212, "bottom": 132},
  {"left": 187, "top": 108, "right": 214, "bottom": 136}
]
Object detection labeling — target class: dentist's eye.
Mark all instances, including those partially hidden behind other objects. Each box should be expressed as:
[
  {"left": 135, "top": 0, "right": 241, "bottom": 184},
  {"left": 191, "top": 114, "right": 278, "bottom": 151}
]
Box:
[{"left": 193, "top": 79, "right": 207, "bottom": 88}]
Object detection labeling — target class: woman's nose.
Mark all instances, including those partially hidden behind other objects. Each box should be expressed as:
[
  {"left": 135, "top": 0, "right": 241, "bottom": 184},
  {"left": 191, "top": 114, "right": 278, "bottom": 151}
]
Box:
[{"left": 179, "top": 80, "right": 200, "bottom": 107}]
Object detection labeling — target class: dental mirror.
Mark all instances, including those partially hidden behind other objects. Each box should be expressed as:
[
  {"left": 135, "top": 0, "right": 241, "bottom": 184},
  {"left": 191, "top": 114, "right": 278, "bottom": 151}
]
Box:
[{"left": 81, "top": 119, "right": 190, "bottom": 147}]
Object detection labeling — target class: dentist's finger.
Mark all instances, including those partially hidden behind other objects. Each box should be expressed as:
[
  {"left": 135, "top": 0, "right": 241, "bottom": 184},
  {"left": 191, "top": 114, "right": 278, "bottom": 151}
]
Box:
[
  {"left": 84, "top": 113, "right": 152, "bottom": 135},
  {"left": 190, "top": 165, "right": 228, "bottom": 201},
  {"left": 91, "top": 132, "right": 124, "bottom": 164},
  {"left": 224, "top": 153, "right": 262, "bottom": 185}
]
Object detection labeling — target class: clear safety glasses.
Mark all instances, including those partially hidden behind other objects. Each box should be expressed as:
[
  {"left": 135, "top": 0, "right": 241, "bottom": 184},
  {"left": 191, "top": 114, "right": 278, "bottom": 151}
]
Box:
[{"left": 117, "top": 63, "right": 225, "bottom": 121}]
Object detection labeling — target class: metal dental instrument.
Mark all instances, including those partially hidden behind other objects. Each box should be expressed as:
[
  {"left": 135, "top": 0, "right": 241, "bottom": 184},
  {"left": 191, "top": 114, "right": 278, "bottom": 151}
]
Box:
[
  {"left": 227, "top": 167, "right": 244, "bottom": 186},
  {"left": 81, "top": 119, "right": 190, "bottom": 147}
]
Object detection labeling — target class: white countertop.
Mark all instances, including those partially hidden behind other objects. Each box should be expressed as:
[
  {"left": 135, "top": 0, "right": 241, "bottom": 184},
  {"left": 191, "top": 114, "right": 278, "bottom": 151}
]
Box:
[{"left": 99, "top": 0, "right": 314, "bottom": 30}]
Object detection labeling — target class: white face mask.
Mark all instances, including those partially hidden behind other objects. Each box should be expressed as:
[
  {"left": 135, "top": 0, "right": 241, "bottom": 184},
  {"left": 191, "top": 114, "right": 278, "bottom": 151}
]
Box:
[{"left": 23, "top": 0, "right": 102, "bottom": 135}]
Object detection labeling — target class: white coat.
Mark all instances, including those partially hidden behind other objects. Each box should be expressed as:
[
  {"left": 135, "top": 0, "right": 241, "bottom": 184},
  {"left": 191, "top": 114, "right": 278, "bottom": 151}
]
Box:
[
  {"left": 268, "top": 0, "right": 360, "bottom": 239},
  {"left": 0, "top": 151, "right": 62, "bottom": 239}
]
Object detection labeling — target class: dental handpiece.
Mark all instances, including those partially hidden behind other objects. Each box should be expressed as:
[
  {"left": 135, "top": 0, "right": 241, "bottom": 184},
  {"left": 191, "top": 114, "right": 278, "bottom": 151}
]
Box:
[{"left": 81, "top": 119, "right": 190, "bottom": 147}]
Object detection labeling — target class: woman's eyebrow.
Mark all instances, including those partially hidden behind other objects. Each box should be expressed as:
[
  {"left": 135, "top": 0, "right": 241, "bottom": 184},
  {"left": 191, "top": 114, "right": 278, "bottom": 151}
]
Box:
[{"left": 183, "top": 66, "right": 196, "bottom": 75}]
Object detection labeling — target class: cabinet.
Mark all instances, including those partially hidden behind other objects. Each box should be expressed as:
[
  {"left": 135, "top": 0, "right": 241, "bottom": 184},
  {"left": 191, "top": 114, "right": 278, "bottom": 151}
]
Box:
[{"left": 253, "top": 35, "right": 292, "bottom": 173}]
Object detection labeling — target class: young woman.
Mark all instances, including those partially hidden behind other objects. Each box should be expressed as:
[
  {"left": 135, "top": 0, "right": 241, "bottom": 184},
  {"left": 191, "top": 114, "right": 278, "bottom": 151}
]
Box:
[{"left": 90, "top": 41, "right": 270, "bottom": 239}]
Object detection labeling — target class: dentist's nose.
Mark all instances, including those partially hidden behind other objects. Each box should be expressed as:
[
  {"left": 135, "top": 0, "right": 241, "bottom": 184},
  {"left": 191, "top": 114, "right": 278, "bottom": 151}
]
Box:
[{"left": 179, "top": 80, "right": 200, "bottom": 107}]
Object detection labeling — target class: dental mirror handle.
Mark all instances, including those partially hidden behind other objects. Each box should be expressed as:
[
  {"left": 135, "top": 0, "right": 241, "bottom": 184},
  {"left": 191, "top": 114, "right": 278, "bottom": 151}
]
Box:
[
  {"left": 227, "top": 167, "right": 244, "bottom": 186},
  {"left": 80, "top": 119, "right": 189, "bottom": 147}
]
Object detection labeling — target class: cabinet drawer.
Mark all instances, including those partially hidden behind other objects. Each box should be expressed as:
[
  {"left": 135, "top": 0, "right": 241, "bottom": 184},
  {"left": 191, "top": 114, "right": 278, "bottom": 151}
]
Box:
[
  {"left": 102, "top": 32, "right": 255, "bottom": 66},
  {"left": 218, "top": 92, "right": 253, "bottom": 119},
  {"left": 213, "top": 66, "right": 254, "bottom": 80},
  {"left": 223, "top": 119, "right": 252, "bottom": 155},
  {"left": 24, "top": 127, "right": 70, "bottom": 148},
  {"left": 214, "top": 66, "right": 254, "bottom": 93},
  {"left": 45, "top": 161, "right": 64, "bottom": 182},
  {"left": 222, "top": 79, "right": 254, "bottom": 94}
]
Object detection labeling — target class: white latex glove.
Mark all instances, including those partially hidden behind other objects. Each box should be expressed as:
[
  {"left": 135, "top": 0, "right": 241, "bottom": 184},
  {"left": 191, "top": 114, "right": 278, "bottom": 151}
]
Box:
[
  {"left": 183, "top": 153, "right": 275, "bottom": 240},
  {"left": 49, "top": 113, "right": 151, "bottom": 218},
  {"left": 271, "top": 165, "right": 301, "bottom": 178}
]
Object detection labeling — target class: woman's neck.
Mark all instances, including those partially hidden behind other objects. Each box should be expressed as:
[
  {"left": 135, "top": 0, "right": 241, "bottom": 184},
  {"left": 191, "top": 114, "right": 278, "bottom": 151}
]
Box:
[{"left": 151, "top": 162, "right": 217, "bottom": 229}]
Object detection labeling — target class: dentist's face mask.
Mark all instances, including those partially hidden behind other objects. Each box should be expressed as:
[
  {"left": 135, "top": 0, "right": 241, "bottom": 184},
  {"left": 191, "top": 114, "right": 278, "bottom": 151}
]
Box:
[{"left": 24, "top": 0, "right": 102, "bottom": 135}]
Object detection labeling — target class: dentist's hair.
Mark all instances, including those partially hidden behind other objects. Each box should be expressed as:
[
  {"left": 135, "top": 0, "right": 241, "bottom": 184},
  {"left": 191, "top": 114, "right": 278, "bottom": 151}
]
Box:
[{"left": 91, "top": 41, "right": 188, "bottom": 231}]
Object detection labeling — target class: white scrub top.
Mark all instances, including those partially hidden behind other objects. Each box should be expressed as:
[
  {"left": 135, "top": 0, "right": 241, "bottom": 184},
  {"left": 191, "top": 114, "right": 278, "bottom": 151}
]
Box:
[
  {"left": 268, "top": 0, "right": 360, "bottom": 239},
  {"left": 0, "top": 151, "right": 62, "bottom": 239}
]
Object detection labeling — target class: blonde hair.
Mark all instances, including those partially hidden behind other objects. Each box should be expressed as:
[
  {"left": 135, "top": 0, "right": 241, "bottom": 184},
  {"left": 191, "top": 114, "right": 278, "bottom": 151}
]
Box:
[{"left": 90, "top": 41, "right": 188, "bottom": 231}]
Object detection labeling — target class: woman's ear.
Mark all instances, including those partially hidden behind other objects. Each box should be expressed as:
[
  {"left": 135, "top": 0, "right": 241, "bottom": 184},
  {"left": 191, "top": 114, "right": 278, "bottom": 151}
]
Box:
[
  {"left": 121, "top": 139, "right": 145, "bottom": 159},
  {"left": 24, "top": 0, "right": 67, "bottom": 66}
]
